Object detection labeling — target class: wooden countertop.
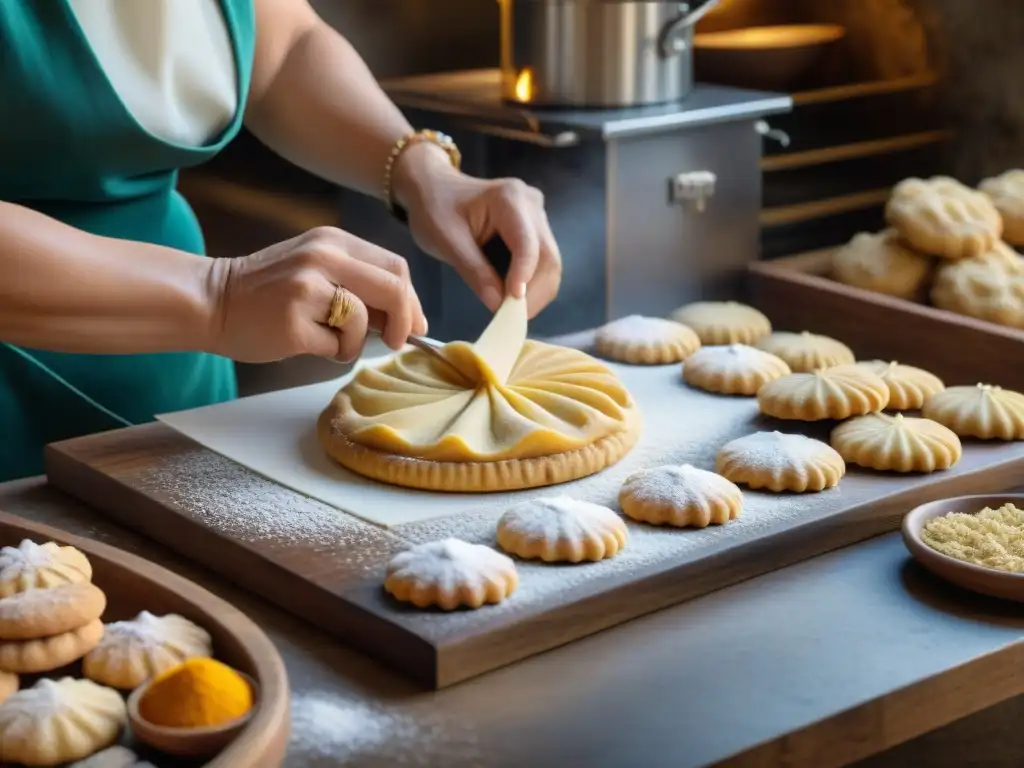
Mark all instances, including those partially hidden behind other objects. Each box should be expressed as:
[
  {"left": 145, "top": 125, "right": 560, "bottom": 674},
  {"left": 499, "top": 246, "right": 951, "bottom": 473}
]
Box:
[{"left": 2, "top": 478, "right": 1022, "bottom": 767}]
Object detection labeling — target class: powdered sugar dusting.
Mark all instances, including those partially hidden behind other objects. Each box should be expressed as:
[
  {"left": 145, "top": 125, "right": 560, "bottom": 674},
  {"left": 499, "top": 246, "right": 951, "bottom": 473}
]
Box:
[
  {"left": 597, "top": 315, "right": 691, "bottom": 344},
  {"left": 621, "top": 464, "right": 739, "bottom": 508},
  {"left": 387, "top": 539, "right": 515, "bottom": 584},
  {"left": 498, "top": 497, "right": 623, "bottom": 543},
  {"left": 687, "top": 344, "right": 786, "bottom": 372},
  {"left": 718, "top": 431, "right": 839, "bottom": 472}
]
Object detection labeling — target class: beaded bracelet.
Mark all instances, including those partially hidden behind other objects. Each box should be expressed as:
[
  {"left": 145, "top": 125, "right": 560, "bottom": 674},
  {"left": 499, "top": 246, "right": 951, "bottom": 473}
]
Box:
[{"left": 383, "top": 130, "right": 461, "bottom": 224}]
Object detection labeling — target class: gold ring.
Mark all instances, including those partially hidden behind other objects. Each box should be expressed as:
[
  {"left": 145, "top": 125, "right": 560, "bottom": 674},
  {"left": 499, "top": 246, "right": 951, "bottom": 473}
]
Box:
[{"left": 327, "top": 284, "right": 357, "bottom": 329}]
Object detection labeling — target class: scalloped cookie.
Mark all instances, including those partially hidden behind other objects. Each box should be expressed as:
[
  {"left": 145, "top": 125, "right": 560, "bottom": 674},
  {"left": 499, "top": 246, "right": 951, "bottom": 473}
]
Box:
[
  {"left": 83, "top": 611, "right": 213, "bottom": 691},
  {"left": 385, "top": 539, "right": 519, "bottom": 611},
  {"left": 930, "top": 242, "right": 1024, "bottom": 329},
  {"left": 980, "top": 169, "right": 1024, "bottom": 245},
  {"left": 831, "top": 229, "right": 933, "bottom": 299},
  {"left": 754, "top": 331, "right": 854, "bottom": 372},
  {"left": 886, "top": 176, "right": 1002, "bottom": 259},
  {"left": 0, "top": 539, "right": 92, "bottom": 598},
  {"left": 69, "top": 746, "right": 150, "bottom": 768},
  {"left": 0, "top": 677, "right": 126, "bottom": 767},
  {"left": 850, "top": 360, "right": 945, "bottom": 411},
  {"left": 497, "top": 497, "right": 627, "bottom": 563},
  {"left": 758, "top": 365, "right": 890, "bottom": 421},
  {"left": 0, "top": 582, "right": 106, "bottom": 640},
  {"left": 922, "top": 384, "right": 1024, "bottom": 440},
  {"left": 0, "top": 670, "right": 16, "bottom": 705},
  {"left": 830, "top": 413, "right": 962, "bottom": 472},
  {"left": 0, "top": 618, "right": 104, "bottom": 674},
  {"left": 717, "top": 431, "right": 845, "bottom": 493},
  {"left": 594, "top": 315, "right": 701, "bottom": 364},
  {"left": 683, "top": 344, "right": 791, "bottom": 396},
  {"left": 619, "top": 464, "right": 743, "bottom": 528},
  {"left": 669, "top": 301, "right": 771, "bottom": 345}
]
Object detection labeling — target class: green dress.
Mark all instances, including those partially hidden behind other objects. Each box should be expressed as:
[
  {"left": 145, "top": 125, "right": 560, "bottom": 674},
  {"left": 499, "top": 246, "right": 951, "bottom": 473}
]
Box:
[{"left": 0, "top": 1, "right": 256, "bottom": 481}]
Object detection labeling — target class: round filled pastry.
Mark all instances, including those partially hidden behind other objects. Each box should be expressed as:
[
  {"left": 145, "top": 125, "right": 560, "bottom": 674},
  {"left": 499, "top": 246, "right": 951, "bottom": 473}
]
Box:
[
  {"left": 319, "top": 298, "right": 641, "bottom": 492},
  {"left": 979, "top": 169, "right": 1024, "bottom": 245},
  {"left": 668, "top": 301, "right": 772, "bottom": 346},
  {"left": 930, "top": 242, "right": 1024, "bottom": 330},
  {"left": 754, "top": 331, "right": 854, "bottom": 373},
  {"left": 594, "top": 315, "right": 701, "bottom": 365},
  {"left": 683, "top": 344, "right": 791, "bottom": 396},
  {"left": 830, "top": 229, "right": 933, "bottom": 299},
  {"left": 885, "top": 176, "right": 1002, "bottom": 260}
]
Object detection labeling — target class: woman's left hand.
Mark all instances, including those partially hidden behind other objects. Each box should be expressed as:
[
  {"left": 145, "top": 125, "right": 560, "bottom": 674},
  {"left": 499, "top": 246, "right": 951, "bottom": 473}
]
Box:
[{"left": 393, "top": 143, "right": 562, "bottom": 317}]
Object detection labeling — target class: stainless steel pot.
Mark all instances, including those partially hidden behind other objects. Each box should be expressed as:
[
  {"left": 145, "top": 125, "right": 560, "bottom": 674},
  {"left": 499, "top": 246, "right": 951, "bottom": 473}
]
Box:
[{"left": 499, "top": 0, "right": 720, "bottom": 109}]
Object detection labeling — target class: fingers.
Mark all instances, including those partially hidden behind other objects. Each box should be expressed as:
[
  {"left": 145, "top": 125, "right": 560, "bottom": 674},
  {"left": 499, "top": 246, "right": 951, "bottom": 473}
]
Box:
[
  {"left": 525, "top": 206, "right": 562, "bottom": 318},
  {"left": 332, "top": 294, "right": 370, "bottom": 362},
  {"left": 295, "top": 277, "right": 369, "bottom": 363},
  {"left": 490, "top": 181, "right": 541, "bottom": 298},
  {"left": 436, "top": 223, "right": 506, "bottom": 311}
]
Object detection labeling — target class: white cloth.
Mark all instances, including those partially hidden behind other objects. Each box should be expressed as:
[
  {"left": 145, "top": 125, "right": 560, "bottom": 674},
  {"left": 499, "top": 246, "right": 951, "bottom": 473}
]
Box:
[{"left": 69, "top": 0, "right": 238, "bottom": 146}]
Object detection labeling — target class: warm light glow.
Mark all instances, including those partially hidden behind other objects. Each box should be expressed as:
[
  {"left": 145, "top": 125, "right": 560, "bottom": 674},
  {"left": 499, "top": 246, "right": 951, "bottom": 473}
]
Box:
[
  {"left": 514, "top": 68, "right": 534, "bottom": 102},
  {"left": 694, "top": 24, "right": 845, "bottom": 51}
]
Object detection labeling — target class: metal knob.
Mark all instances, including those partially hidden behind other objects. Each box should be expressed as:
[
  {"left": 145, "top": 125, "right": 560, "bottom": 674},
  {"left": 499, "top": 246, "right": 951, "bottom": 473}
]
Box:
[{"left": 670, "top": 170, "right": 717, "bottom": 213}]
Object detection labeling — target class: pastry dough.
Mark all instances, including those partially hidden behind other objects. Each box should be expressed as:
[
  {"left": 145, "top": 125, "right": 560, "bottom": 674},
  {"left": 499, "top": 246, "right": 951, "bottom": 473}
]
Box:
[
  {"left": 83, "top": 611, "right": 213, "bottom": 691},
  {"left": 0, "top": 670, "right": 16, "bottom": 704},
  {"left": 831, "top": 229, "right": 933, "bottom": 299},
  {"left": 0, "top": 583, "right": 106, "bottom": 640},
  {"left": 979, "top": 169, "right": 1024, "bottom": 245},
  {"left": 496, "top": 497, "right": 627, "bottom": 562},
  {"left": 0, "top": 539, "right": 92, "bottom": 598},
  {"left": 885, "top": 176, "right": 1002, "bottom": 259},
  {"left": 754, "top": 331, "right": 855, "bottom": 372},
  {"left": 830, "top": 413, "right": 962, "bottom": 472},
  {"left": 930, "top": 242, "right": 1024, "bottom": 329},
  {"left": 683, "top": 344, "right": 791, "bottom": 396},
  {"left": 0, "top": 677, "right": 126, "bottom": 767},
  {"left": 618, "top": 464, "right": 743, "bottom": 528},
  {"left": 319, "top": 297, "right": 641, "bottom": 492},
  {"left": 668, "top": 301, "right": 772, "bottom": 345},
  {"left": 922, "top": 383, "right": 1024, "bottom": 440},
  {"left": 594, "top": 315, "right": 701, "bottom": 364},
  {"left": 384, "top": 539, "right": 518, "bottom": 610},
  {"left": 716, "top": 431, "right": 845, "bottom": 493},
  {"left": 849, "top": 360, "right": 945, "bottom": 411},
  {"left": 758, "top": 365, "right": 890, "bottom": 421},
  {"left": 0, "top": 618, "right": 104, "bottom": 674}
]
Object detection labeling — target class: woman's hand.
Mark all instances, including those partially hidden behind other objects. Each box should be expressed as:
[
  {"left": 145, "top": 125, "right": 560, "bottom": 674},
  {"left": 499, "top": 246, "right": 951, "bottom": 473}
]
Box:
[
  {"left": 207, "top": 227, "right": 427, "bottom": 364},
  {"left": 394, "top": 144, "right": 563, "bottom": 317}
]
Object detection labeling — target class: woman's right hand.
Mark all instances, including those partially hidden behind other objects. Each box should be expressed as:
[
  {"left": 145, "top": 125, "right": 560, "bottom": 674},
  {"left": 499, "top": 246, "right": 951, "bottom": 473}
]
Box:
[{"left": 206, "top": 226, "right": 427, "bottom": 363}]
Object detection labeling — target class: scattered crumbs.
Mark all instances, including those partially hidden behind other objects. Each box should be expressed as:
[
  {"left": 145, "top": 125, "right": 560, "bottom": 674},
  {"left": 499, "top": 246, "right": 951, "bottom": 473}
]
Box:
[{"left": 922, "top": 503, "right": 1024, "bottom": 572}]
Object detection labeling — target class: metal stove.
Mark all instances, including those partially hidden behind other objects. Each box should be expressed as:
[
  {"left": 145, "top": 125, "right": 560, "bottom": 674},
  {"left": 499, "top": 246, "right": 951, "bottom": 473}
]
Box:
[{"left": 336, "top": 68, "right": 791, "bottom": 340}]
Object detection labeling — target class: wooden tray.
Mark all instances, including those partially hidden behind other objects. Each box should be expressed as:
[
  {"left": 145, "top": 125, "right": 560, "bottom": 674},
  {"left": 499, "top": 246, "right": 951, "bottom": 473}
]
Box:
[
  {"left": 45, "top": 398, "right": 1024, "bottom": 690},
  {"left": 0, "top": 511, "right": 290, "bottom": 767},
  {"left": 747, "top": 249, "right": 1024, "bottom": 392}
]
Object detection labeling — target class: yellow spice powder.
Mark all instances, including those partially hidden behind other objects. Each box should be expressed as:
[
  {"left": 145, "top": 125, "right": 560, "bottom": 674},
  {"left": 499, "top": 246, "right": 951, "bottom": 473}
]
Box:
[{"left": 921, "top": 503, "right": 1024, "bottom": 573}]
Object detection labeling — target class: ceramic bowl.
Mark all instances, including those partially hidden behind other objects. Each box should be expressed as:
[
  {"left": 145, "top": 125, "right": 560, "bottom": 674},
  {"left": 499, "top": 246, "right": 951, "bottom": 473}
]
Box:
[
  {"left": 902, "top": 494, "right": 1024, "bottom": 603},
  {"left": 694, "top": 24, "right": 846, "bottom": 92},
  {"left": 127, "top": 672, "right": 258, "bottom": 758}
]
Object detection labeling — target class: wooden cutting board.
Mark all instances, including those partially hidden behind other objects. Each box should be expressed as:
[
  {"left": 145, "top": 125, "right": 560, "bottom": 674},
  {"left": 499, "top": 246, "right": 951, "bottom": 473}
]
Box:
[{"left": 45, "top": 396, "right": 1024, "bottom": 689}]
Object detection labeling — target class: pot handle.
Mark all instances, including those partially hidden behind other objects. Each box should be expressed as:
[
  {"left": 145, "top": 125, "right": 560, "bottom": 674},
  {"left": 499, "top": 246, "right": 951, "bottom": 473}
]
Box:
[{"left": 659, "top": 0, "right": 721, "bottom": 58}]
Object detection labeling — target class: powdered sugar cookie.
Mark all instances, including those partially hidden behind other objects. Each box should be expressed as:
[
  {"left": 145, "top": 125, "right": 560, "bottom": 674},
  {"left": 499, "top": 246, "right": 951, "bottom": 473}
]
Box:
[
  {"left": 69, "top": 746, "right": 150, "bottom": 768},
  {"left": 0, "top": 539, "right": 92, "bottom": 598},
  {"left": 886, "top": 176, "right": 1002, "bottom": 260},
  {"left": 683, "top": 344, "right": 791, "bottom": 396},
  {"left": 497, "top": 497, "right": 627, "bottom": 563},
  {"left": 754, "top": 331, "right": 854, "bottom": 372},
  {"left": 0, "top": 677, "right": 126, "bottom": 767},
  {"left": 758, "top": 365, "right": 889, "bottom": 421},
  {"left": 930, "top": 242, "right": 1024, "bottom": 329},
  {"left": 922, "top": 384, "right": 1024, "bottom": 440},
  {"left": 0, "top": 670, "right": 16, "bottom": 704},
  {"left": 83, "top": 611, "right": 213, "bottom": 691},
  {"left": 830, "top": 413, "right": 962, "bottom": 472},
  {"left": 619, "top": 464, "right": 742, "bottom": 528},
  {"left": 0, "top": 582, "right": 106, "bottom": 640},
  {"left": 669, "top": 301, "right": 771, "bottom": 345},
  {"left": 385, "top": 539, "right": 518, "bottom": 611},
  {"left": 849, "top": 360, "right": 945, "bottom": 411},
  {"left": 831, "top": 229, "right": 933, "bottom": 299},
  {"left": 0, "top": 618, "right": 104, "bottom": 674},
  {"left": 717, "top": 431, "right": 845, "bottom": 493},
  {"left": 594, "top": 315, "right": 701, "bottom": 364},
  {"left": 980, "top": 169, "right": 1024, "bottom": 245}
]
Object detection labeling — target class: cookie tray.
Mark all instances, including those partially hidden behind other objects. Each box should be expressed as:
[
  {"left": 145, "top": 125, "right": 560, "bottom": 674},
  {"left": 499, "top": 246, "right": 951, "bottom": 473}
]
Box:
[
  {"left": 0, "top": 511, "right": 290, "bottom": 767},
  {"left": 747, "top": 249, "right": 1024, "bottom": 393}
]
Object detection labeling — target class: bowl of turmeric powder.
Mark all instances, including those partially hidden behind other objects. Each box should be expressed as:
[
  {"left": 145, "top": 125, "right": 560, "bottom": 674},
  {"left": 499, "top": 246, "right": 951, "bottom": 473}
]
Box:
[
  {"left": 127, "top": 657, "right": 258, "bottom": 758},
  {"left": 902, "top": 494, "right": 1024, "bottom": 603}
]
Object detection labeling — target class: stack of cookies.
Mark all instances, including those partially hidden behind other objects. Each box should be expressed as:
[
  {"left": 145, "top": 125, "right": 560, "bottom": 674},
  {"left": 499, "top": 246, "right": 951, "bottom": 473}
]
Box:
[{"left": 830, "top": 173, "right": 1024, "bottom": 330}]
